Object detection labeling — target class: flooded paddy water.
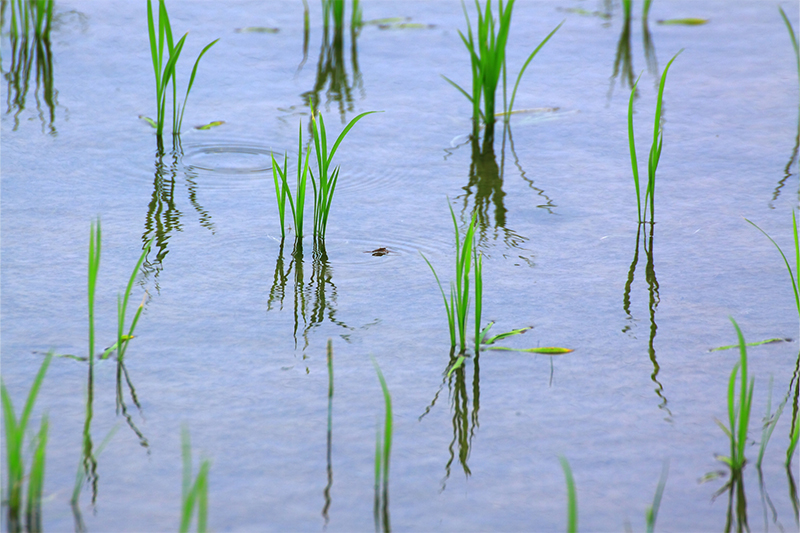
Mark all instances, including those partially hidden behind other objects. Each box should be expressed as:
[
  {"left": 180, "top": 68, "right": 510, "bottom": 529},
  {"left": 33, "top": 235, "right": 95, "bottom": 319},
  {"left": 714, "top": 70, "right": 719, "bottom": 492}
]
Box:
[{"left": 2, "top": 0, "right": 800, "bottom": 531}]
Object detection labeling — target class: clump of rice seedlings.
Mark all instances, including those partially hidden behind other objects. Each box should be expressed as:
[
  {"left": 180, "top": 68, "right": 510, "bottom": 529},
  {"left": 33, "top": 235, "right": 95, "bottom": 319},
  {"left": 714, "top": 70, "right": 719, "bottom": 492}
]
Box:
[
  {"left": 180, "top": 426, "right": 211, "bottom": 533},
  {"left": 559, "top": 456, "right": 578, "bottom": 533},
  {"left": 371, "top": 357, "right": 392, "bottom": 533},
  {"left": 271, "top": 122, "right": 312, "bottom": 241},
  {"left": 443, "top": 0, "right": 562, "bottom": 140},
  {"left": 628, "top": 51, "right": 681, "bottom": 224},
  {"left": 309, "top": 109, "right": 377, "bottom": 241},
  {"left": 1, "top": 351, "right": 53, "bottom": 532},
  {"left": 422, "top": 205, "right": 478, "bottom": 354},
  {"left": 146, "top": 0, "right": 219, "bottom": 138}
]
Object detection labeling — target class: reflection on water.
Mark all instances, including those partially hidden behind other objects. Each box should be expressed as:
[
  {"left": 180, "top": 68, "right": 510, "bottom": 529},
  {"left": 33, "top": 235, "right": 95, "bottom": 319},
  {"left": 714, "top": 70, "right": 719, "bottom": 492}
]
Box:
[
  {"left": 420, "top": 349, "right": 481, "bottom": 490},
  {"left": 142, "top": 146, "right": 216, "bottom": 290},
  {"left": 623, "top": 223, "right": 672, "bottom": 421},
  {"left": 454, "top": 124, "right": 537, "bottom": 254},
  {"left": 267, "top": 239, "right": 351, "bottom": 351},
  {"left": 322, "top": 340, "right": 334, "bottom": 526},
  {"left": 1, "top": 0, "right": 59, "bottom": 135},
  {"left": 608, "top": 0, "right": 658, "bottom": 101},
  {"left": 299, "top": 0, "right": 363, "bottom": 122},
  {"left": 770, "top": 111, "right": 800, "bottom": 208}
]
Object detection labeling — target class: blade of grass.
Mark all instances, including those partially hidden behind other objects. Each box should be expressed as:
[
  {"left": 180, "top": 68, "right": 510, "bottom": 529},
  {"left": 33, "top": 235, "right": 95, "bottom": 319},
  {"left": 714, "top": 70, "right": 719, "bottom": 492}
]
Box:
[{"left": 560, "top": 456, "right": 578, "bottom": 533}]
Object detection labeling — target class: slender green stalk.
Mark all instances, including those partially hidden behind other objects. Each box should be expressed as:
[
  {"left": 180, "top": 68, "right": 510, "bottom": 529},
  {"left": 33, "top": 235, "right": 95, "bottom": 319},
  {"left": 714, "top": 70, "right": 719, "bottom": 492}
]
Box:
[
  {"left": 506, "top": 21, "right": 563, "bottom": 119},
  {"left": 1, "top": 351, "right": 53, "bottom": 530},
  {"left": 271, "top": 123, "right": 311, "bottom": 240},
  {"left": 371, "top": 357, "right": 392, "bottom": 533},
  {"left": 474, "top": 246, "right": 483, "bottom": 356},
  {"left": 788, "top": 408, "right": 799, "bottom": 467},
  {"left": 559, "top": 456, "right": 578, "bottom": 533},
  {"left": 88, "top": 221, "right": 101, "bottom": 369},
  {"left": 628, "top": 51, "right": 681, "bottom": 224},
  {"left": 116, "top": 238, "right": 154, "bottom": 363},
  {"left": 25, "top": 414, "right": 48, "bottom": 533},
  {"left": 645, "top": 460, "right": 669, "bottom": 533},
  {"left": 180, "top": 426, "right": 211, "bottom": 533},
  {"left": 745, "top": 212, "right": 800, "bottom": 326},
  {"left": 309, "top": 109, "right": 377, "bottom": 240},
  {"left": 779, "top": 6, "right": 800, "bottom": 96}
]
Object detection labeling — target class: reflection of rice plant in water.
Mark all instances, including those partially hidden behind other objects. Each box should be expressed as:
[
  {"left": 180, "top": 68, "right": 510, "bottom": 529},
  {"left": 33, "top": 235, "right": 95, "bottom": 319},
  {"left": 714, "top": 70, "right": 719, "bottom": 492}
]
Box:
[
  {"left": 628, "top": 51, "right": 681, "bottom": 224},
  {"left": 371, "top": 357, "right": 392, "bottom": 533},
  {"left": 271, "top": 122, "right": 311, "bottom": 241},
  {"left": 146, "top": 0, "right": 218, "bottom": 139},
  {"left": 309, "top": 109, "right": 377, "bottom": 241},
  {"left": 443, "top": 0, "right": 562, "bottom": 140},
  {"left": 4, "top": 0, "right": 58, "bottom": 133},
  {"left": 180, "top": 426, "right": 211, "bottom": 533},
  {"left": 1, "top": 351, "right": 52, "bottom": 532}
]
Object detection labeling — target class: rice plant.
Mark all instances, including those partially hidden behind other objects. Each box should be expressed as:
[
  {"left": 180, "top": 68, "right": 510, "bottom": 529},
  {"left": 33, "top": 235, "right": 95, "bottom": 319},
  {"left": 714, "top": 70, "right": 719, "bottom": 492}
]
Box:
[
  {"left": 271, "top": 122, "right": 312, "bottom": 240},
  {"left": 443, "top": 0, "right": 562, "bottom": 139},
  {"left": 309, "top": 109, "right": 377, "bottom": 240},
  {"left": 559, "top": 456, "right": 578, "bottom": 533},
  {"left": 371, "top": 357, "right": 392, "bottom": 533},
  {"left": 1, "top": 351, "right": 53, "bottom": 532},
  {"left": 628, "top": 51, "right": 681, "bottom": 224},
  {"left": 422, "top": 205, "right": 478, "bottom": 354},
  {"left": 146, "top": 0, "right": 219, "bottom": 138},
  {"left": 716, "top": 318, "right": 755, "bottom": 474},
  {"left": 180, "top": 426, "right": 211, "bottom": 533}
]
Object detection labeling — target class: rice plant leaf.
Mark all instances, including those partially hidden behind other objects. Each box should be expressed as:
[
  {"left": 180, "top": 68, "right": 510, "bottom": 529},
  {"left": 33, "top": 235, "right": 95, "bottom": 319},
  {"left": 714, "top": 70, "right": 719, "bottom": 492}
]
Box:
[
  {"left": 482, "top": 326, "right": 533, "bottom": 345},
  {"left": 745, "top": 216, "right": 800, "bottom": 320},
  {"left": 559, "top": 456, "right": 578, "bottom": 533},
  {"left": 194, "top": 120, "right": 225, "bottom": 130},
  {"left": 441, "top": 74, "right": 475, "bottom": 105},
  {"left": 507, "top": 20, "right": 563, "bottom": 117},
  {"left": 709, "top": 338, "right": 790, "bottom": 352},
  {"left": 177, "top": 38, "right": 220, "bottom": 133},
  {"left": 484, "top": 345, "right": 573, "bottom": 354},
  {"left": 447, "top": 355, "right": 466, "bottom": 377},
  {"left": 656, "top": 18, "right": 709, "bottom": 25},
  {"left": 139, "top": 115, "right": 158, "bottom": 128}
]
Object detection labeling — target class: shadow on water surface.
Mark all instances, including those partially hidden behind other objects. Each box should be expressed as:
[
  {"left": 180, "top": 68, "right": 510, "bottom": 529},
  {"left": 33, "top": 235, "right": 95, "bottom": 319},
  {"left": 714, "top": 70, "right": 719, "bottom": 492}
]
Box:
[
  {"left": 419, "top": 349, "right": 480, "bottom": 491},
  {"left": 623, "top": 223, "right": 672, "bottom": 421},
  {"left": 1, "top": 0, "right": 60, "bottom": 135}
]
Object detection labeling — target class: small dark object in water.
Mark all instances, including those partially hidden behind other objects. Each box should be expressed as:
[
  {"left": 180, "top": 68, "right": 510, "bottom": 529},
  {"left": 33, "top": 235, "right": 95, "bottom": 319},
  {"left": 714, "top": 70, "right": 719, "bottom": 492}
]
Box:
[{"left": 365, "top": 247, "right": 391, "bottom": 256}]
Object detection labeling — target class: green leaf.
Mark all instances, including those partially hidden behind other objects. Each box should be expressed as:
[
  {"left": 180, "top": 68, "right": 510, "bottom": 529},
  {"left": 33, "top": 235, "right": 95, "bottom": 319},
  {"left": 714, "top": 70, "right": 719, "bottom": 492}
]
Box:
[
  {"left": 484, "top": 345, "right": 573, "bottom": 354},
  {"left": 657, "top": 18, "right": 709, "bottom": 25},
  {"left": 194, "top": 120, "right": 225, "bottom": 130},
  {"left": 138, "top": 115, "right": 158, "bottom": 128}
]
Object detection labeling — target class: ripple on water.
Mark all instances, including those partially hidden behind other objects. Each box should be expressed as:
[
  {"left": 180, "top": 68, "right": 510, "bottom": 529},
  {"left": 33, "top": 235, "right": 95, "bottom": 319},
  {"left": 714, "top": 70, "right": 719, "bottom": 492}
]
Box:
[{"left": 180, "top": 141, "right": 281, "bottom": 190}]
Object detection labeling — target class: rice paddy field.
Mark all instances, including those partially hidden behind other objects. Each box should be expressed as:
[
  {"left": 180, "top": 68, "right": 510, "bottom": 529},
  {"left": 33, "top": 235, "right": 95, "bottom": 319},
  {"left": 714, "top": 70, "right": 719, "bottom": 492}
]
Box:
[{"left": 2, "top": 0, "right": 800, "bottom": 531}]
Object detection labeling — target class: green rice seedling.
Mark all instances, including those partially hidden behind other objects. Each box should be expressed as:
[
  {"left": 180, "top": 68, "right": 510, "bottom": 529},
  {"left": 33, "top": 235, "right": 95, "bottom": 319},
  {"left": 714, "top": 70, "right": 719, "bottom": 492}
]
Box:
[
  {"left": 146, "top": 0, "right": 219, "bottom": 138},
  {"left": 271, "top": 122, "right": 312, "bottom": 240},
  {"left": 1, "top": 351, "right": 53, "bottom": 532},
  {"left": 180, "top": 426, "right": 211, "bottom": 533},
  {"left": 559, "top": 456, "right": 578, "bottom": 533},
  {"left": 309, "top": 109, "right": 377, "bottom": 240},
  {"left": 8, "top": 0, "right": 54, "bottom": 40},
  {"left": 746, "top": 212, "right": 800, "bottom": 330},
  {"left": 422, "top": 205, "right": 478, "bottom": 354},
  {"left": 715, "top": 318, "right": 754, "bottom": 473},
  {"left": 628, "top": 51, "right": 681, "bottom": 224},
  {"left": 371, "top": 357, "right": 392, "bottom": 533},
  {"left": 645, "top": 460, "right": 669, "bottom": 533},
  {"left": 443, "top": 0, "right": 562, "bottom": 139}
]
